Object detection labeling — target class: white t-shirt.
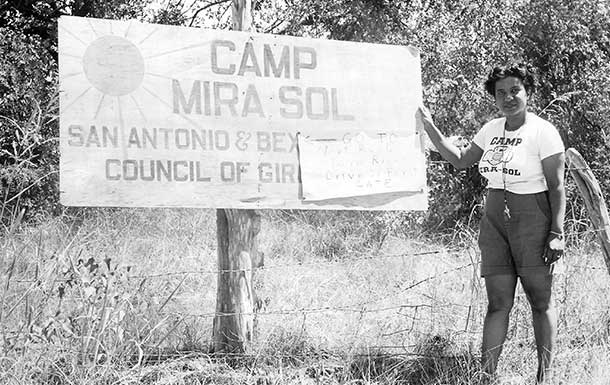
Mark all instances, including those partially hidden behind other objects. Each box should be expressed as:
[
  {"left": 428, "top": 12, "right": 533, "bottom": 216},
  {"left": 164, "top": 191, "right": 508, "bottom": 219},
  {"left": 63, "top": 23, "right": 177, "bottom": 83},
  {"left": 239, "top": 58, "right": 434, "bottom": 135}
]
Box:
[{"left": 472, "top": 112, "right": 564, "bottom": 194}]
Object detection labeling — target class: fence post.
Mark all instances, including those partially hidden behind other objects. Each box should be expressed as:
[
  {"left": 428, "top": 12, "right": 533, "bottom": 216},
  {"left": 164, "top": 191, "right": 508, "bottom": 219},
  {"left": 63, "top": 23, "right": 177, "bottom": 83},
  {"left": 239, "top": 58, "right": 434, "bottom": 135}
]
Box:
[
  {"left": 565, "top": 148, "right": 610, "bottom": 274},
  {"left": 213, "top": 208, "right": 260, "bottom": 353},
  {"left": 212, "top": 0, "right": 260, "bottom": 353}
]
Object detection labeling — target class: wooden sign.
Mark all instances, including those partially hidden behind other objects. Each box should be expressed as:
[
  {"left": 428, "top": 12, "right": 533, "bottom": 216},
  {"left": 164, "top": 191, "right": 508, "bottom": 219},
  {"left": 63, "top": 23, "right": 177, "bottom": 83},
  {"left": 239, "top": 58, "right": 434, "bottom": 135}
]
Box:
[{"left": 58, "top": 16, "right": 427, "bottom": 210}]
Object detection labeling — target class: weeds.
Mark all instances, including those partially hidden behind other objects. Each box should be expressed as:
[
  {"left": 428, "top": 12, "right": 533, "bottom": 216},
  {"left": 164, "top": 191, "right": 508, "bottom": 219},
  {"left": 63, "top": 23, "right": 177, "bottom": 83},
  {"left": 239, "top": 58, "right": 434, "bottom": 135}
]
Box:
[{"left": 0, "top": 207, "right": 609, "bottom": 384}]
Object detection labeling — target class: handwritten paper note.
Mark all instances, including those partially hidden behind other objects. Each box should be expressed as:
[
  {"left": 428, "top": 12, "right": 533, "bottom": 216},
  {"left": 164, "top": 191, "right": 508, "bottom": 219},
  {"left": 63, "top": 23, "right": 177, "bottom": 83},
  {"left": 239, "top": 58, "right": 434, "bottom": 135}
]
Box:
[{"left": 298, "top": 132, "right": 426, "bottom": 201}]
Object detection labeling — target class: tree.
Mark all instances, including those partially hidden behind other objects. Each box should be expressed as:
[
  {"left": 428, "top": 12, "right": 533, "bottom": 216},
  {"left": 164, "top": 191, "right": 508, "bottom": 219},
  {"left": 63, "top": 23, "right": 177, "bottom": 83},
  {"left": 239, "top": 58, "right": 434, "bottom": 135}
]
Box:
[{"left": 519, "top": 0, "right": 610, "bottom": 223}]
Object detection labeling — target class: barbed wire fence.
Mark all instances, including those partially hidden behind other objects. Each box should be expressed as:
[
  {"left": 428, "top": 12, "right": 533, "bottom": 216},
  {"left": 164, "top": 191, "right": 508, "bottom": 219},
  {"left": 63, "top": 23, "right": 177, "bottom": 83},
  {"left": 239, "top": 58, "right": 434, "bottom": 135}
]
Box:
[{"left": 6, "top": 238, "right": 608, "bottom": 359}]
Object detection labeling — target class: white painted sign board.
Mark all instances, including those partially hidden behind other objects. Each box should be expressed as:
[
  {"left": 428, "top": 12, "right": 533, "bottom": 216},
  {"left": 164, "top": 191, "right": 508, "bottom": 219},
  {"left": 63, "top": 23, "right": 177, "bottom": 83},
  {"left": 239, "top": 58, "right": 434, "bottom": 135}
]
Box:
[{"left": 58, "top": 16, "right": 427, "bottom": 210}]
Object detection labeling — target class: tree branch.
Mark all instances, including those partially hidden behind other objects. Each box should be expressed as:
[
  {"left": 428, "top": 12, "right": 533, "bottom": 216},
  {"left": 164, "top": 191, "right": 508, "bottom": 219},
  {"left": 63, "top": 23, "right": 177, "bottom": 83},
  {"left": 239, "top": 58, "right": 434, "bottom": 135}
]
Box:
[
  {"left": 189, "top": 0, "right": 231, "bottom": 27},
  {"left": 264, "top": 14, "right": 287, "bottom": 34}
]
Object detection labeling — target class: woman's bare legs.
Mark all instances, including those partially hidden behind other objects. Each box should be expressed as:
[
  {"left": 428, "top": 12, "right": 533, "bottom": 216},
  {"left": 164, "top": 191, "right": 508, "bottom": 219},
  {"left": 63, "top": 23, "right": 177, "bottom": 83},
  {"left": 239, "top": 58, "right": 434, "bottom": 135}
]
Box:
[
  {"left": 520, "top": 273, "right": 556, "bottom": 383},
  {"left": 482, "top": 274, "right": 518, "bottom": 377}
]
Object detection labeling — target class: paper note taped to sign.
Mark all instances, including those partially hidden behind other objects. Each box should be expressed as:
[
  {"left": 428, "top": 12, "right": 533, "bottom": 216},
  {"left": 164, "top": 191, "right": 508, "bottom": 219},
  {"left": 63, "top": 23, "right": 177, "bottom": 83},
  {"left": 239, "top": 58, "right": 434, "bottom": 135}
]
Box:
[{"left": 298, "top": 132, "right": 426, "bottom": 201}]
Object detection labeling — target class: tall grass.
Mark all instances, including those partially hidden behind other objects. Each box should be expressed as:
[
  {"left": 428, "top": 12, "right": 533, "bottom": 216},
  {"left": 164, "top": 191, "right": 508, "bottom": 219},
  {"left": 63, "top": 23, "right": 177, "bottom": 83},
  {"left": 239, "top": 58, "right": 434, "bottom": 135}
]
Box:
[{"left": 0, "top": 207, "right": 609, "bottom": 384}]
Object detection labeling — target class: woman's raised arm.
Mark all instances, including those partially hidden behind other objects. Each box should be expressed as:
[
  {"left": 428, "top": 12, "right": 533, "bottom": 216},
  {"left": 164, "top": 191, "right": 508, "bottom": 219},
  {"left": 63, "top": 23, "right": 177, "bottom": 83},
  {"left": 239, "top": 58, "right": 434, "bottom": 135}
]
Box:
[{"left": 417, "top": 105, "right": 483, "bottom": 169}]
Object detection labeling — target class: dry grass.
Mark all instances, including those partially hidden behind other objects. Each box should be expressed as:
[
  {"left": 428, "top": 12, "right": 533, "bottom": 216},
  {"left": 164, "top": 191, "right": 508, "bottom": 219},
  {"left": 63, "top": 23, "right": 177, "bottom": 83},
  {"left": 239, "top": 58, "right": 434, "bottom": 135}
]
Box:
[{"left": 0, "top": 208, "right": 609, "bottom": 384}]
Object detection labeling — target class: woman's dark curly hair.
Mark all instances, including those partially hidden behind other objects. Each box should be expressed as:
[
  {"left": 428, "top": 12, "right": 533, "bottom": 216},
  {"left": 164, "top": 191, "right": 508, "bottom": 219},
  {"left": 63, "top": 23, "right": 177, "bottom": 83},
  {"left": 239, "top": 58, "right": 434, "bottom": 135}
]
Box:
[{"left": 484, "top": 62, "right": 537, "bottom": 96}]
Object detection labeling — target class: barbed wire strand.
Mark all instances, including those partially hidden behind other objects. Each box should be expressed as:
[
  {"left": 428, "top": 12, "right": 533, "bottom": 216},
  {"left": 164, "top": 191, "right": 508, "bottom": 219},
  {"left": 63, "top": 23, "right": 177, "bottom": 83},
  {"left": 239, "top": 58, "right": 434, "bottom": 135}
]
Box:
[
  {"left": 52, "top": 262, "right": 477, "bottom": 317},
  {"left": 9, "top": 247, "right": 463, "bottom": 283},
  {"left": 128, "top": 248, "right": 464, "bottom": 279},
  {"left": 9, "top": 233, "right": 609, "bottom": 285}
]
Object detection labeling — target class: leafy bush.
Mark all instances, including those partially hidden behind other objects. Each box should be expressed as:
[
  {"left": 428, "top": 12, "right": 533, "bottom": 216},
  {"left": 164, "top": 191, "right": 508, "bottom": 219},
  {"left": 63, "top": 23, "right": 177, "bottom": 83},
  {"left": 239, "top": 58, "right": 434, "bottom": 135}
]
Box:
[{"left": 0, "top": 26, "right": 59, "bottom": 223}]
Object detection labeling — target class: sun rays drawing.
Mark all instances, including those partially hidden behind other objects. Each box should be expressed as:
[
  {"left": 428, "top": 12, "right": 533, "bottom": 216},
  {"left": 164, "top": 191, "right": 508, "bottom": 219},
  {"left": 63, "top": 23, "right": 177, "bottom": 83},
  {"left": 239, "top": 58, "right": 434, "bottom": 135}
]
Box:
[
  {"left": 58, "top": 16, "right": 232, "bottom": 208},
  {"left": 59, "top": 16, "right": 212, "bottom": 128}
]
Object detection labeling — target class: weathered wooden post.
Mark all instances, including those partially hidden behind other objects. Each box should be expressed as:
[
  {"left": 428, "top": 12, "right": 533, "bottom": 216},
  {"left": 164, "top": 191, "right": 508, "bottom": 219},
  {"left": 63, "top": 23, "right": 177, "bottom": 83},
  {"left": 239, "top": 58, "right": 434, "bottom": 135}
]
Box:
[
  {"left": 213, "top": 209, "right": 259, "bottom": 353},
  {"left": 212, "top": 0, "right": 260, "bottom": 354},
  {"left": 566, "top": 148, "right": 610, "bottom": 274}
]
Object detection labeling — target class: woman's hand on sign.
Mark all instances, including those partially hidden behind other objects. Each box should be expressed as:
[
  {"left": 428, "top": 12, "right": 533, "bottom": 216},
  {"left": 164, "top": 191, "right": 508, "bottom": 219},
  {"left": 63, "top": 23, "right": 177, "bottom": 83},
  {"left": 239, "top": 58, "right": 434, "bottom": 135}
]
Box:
[
  {"left": 416, "top": 104, "right": 483, "bottom": 169},
  {"left": 417, "top": 105, "right": 470, "bottom": 154},
  {"left": 416, "top": 105, "right": 435, "bottom": 130},
  {"left": 449, "top": 135, "right": 469, "bottom": 149}
]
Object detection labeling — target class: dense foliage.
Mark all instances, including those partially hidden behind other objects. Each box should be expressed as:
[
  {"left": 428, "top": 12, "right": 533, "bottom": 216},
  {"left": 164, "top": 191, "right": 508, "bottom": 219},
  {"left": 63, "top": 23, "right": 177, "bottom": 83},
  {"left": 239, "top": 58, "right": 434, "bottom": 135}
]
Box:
[
  {"left": 280, "top": 0, "right": 610, "bottom": 230},
  {"left": 0, "top": 25, "right": 58, "bottom": 219},
  {"left": 1, "top": 0, "right": 610, "bottom": 231}
]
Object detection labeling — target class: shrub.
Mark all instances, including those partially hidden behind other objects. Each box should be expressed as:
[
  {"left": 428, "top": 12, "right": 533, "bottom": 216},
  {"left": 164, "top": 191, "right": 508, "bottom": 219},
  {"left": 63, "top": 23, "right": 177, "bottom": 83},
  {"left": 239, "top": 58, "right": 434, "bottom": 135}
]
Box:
[{"left": 0, "top": 26, "right": 59, "bottom": 223}]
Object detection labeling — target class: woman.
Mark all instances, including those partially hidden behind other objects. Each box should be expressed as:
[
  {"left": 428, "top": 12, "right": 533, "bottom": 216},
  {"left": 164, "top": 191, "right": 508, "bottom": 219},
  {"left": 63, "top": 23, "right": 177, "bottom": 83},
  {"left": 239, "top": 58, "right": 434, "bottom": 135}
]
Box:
[{"left": 417, "top": 63, "right": 565, "bottom": 383}]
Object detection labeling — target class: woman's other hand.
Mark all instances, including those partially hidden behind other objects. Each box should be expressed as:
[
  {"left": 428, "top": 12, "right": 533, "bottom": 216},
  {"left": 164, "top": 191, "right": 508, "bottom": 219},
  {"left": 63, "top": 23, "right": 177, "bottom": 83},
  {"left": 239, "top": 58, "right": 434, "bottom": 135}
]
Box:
[{"left": 543, "top": 232, "right": 564, "bottom": 265}]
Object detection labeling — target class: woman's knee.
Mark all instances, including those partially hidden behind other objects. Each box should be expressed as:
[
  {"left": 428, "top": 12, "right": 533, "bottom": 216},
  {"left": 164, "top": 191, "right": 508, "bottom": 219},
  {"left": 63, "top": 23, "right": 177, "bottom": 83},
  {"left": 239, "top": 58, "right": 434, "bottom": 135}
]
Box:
[
  {"left": 527, "top": 294, "right": 554, "bottom": 314},
  {"left": 520, "top": 274, "right": 554, "bottom": 313},
  {"left": 484, "top": 274, "right": 517, "bottom": 314},
  {"left": 487, "top": 294, "right": 514, "bottom": 313}
]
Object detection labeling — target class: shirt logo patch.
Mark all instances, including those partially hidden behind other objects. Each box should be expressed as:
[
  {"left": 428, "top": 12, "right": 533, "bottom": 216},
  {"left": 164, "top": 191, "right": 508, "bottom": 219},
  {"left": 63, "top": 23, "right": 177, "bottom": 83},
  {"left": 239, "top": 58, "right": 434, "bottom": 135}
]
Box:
[{"left": 481, "top": 145, "right": 513, "bottom": 166}]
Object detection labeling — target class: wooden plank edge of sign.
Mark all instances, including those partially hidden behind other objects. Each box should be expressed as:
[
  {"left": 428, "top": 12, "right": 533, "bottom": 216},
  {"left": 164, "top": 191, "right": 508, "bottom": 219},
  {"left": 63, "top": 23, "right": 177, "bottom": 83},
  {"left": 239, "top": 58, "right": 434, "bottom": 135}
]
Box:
[
  {"left": 59, "top": 188, "right": 429, "bottom": 211},
  {"left": 57, "top": 198, "right": 429, "bottom": 211},
  {"left": 565, "top": 147, "right": 610, "bottom": 275}
]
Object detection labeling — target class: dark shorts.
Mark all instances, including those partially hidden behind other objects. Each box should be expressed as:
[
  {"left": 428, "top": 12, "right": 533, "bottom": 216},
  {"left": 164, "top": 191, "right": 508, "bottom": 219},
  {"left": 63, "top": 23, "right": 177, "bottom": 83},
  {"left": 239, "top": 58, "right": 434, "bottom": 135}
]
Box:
[{"left": 478, "top": 189, "right": 553, "bottom": 277}]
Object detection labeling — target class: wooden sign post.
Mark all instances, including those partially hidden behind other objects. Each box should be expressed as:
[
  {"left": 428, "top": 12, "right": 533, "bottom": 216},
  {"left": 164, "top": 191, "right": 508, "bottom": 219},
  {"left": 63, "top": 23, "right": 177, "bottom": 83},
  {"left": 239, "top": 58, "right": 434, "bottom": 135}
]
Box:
[
  {"left": 213, "top": 208, "right": 259, "bottom": 352},
  {"left": 213, "top": 0, "right": 258, "bottom": 354}
]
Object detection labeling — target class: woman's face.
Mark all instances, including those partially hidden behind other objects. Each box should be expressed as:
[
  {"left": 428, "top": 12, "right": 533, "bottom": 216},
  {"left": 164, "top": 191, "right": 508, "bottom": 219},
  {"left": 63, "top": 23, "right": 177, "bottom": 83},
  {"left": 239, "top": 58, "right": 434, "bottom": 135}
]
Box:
[{"left": 494, "top": 76, "right": 528, "bottom": 118}]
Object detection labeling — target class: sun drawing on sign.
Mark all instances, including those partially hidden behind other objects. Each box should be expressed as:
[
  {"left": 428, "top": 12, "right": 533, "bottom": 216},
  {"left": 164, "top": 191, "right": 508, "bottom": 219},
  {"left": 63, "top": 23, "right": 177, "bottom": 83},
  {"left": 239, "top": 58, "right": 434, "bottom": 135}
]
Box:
[
  {"left": 82, "top": 35, "right": 145, "bottom": 97},
  {"left": 60, "top": 18, "right": 203, "bottom": 126}
]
